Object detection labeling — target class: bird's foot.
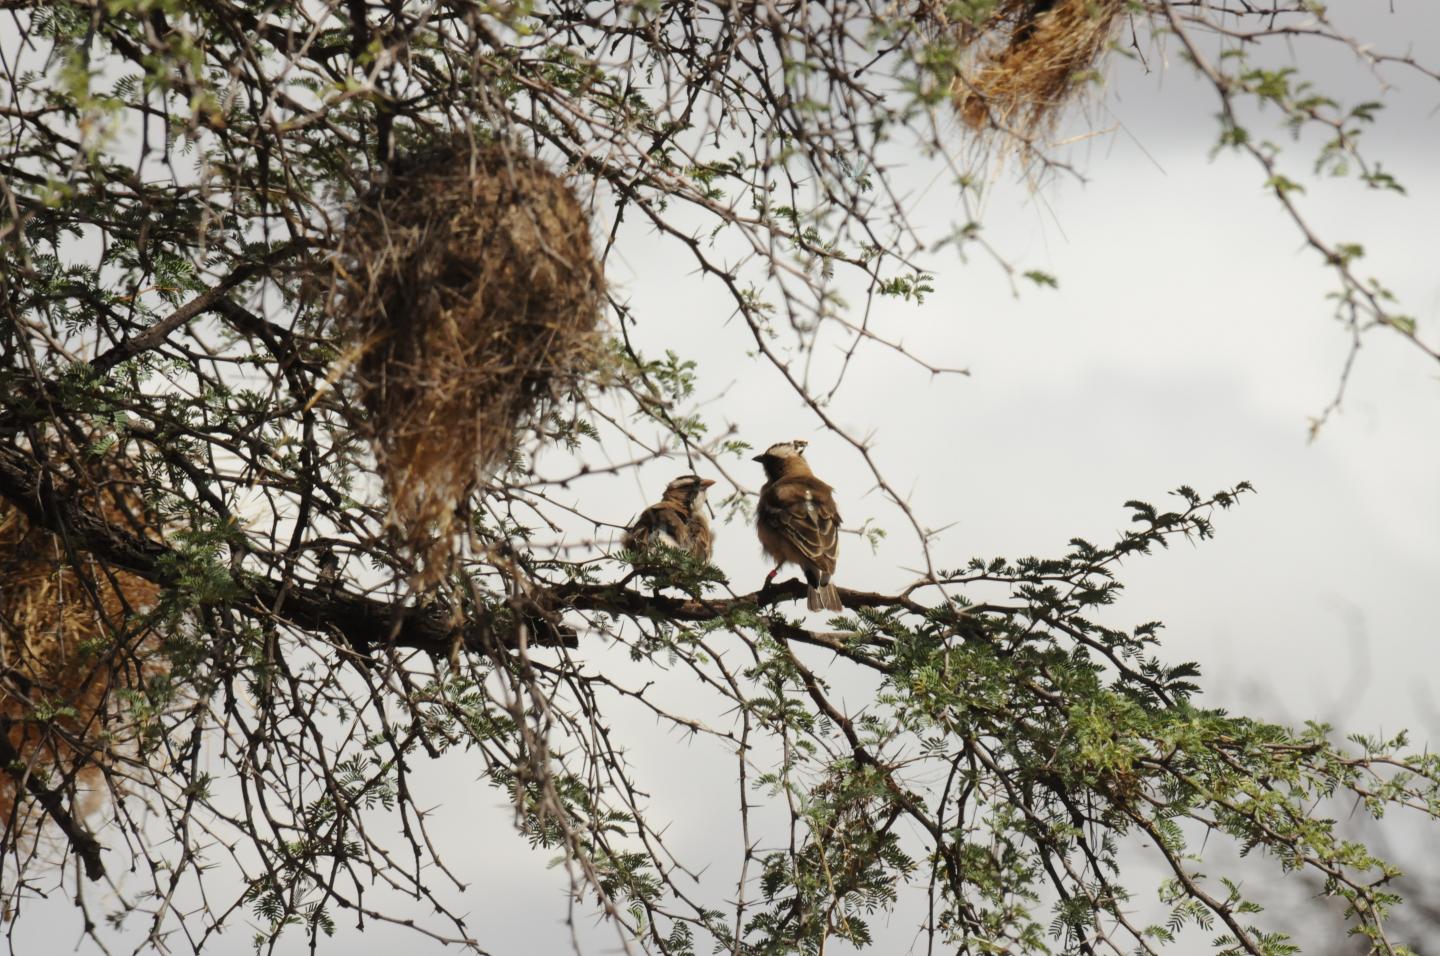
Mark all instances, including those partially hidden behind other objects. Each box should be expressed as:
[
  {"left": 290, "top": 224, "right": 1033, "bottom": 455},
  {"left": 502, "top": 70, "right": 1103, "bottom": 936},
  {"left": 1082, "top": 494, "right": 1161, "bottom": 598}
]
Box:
[{"left": 759, "top": 565, "right": 782, "bottom": 602}]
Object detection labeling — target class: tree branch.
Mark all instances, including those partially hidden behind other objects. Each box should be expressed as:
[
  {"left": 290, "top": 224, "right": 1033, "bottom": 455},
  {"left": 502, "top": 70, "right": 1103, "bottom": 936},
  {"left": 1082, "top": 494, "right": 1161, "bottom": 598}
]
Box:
[
  {"left": 0, "top": 718, "right": 106, "bottom": 881},
  {"left": 89, "top": 242, "right": 311, "bottom": 375},
  {"left": 0, "top": 443, "right": 968, "bottom": 668}
]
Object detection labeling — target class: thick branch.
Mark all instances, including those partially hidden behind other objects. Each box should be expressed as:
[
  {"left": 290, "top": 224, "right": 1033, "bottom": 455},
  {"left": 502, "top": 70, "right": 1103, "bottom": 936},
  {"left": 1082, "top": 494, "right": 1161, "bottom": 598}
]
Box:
[
  {"left": 0, "top": 443, "right": 550, "bottom": 657},
  {"left": 0, "top": 719, "right": 106, "bottom": 881},
  {"left": 552, "top": 577, "right": 923, "bottom": 622},
  {"left": 0, "top": 444, "right": 957, "bottom": 666}
]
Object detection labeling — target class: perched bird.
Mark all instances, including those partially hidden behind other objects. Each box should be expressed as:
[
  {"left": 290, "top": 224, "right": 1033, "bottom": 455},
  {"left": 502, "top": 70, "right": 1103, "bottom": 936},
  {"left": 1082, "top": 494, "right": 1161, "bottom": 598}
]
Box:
[
  {"left": 753, "top": 440, "right": 843, "bottom": 612},
  {"left": 623, "top": 474, "right": 716, "bottom": 562},
  {"left": 315, "top": 544, "right": 340, "bottom": 589}
]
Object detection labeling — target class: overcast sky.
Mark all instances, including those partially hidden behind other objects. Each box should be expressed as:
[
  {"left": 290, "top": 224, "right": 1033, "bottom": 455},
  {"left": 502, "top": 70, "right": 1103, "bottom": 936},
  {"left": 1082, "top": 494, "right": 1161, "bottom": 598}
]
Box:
[{"left": 9, "top": 4, "right": 1440, "bottom": 954}]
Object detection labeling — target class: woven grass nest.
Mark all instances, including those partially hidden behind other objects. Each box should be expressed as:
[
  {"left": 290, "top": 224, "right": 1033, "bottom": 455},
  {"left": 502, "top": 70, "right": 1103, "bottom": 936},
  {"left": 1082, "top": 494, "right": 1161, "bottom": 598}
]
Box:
[
  {"left": 330, "top": 143, "right": 605, "bottom": 582},
  {"left": 0, "top": 440, "right": 164, "bottom": 855},
  {"left": 948, "top": 0, "right": 1126, "bottom": 144}
]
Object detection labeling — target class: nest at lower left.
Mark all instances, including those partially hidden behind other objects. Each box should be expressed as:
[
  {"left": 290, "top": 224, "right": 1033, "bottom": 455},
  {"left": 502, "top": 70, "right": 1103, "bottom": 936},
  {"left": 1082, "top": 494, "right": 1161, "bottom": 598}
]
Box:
[{"left": 0, "top": 444, "right": 165, "bottom": 855}]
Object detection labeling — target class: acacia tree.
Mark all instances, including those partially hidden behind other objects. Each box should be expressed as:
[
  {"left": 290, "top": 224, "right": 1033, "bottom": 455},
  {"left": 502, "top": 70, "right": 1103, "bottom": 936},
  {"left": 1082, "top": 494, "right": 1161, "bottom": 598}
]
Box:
[{"left": 1, "top": 2, "right": 1438, "bottom": 954}]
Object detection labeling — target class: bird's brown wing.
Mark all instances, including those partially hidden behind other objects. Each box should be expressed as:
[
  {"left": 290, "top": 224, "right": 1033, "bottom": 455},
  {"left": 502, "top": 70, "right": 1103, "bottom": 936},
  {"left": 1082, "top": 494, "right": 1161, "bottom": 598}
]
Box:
[
  {"left": 624, "top": 500, "right": 692, "bottom": 553},
  {"left": 685, "top": 514, "right": 714, "bottom": 561},
  {"left": 759, "top": 476, "right": 840, "bottom": 575}
]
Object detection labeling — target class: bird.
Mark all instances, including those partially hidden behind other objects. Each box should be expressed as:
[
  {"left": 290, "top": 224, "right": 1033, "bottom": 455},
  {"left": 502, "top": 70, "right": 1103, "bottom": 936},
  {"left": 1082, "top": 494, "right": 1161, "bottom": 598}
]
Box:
[
  {"left": 315, "top": 544, "right": 340, "bottom": 589},
  {"left": 623, "top": 474, "right": 716, "bottom": 563},
  {"left": 753, "top": 440, "right": 843, "bottom": 612}
]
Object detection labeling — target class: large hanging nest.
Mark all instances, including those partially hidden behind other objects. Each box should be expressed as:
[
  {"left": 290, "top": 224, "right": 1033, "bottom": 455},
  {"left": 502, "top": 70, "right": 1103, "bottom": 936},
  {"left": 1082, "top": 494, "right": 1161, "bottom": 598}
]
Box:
[
  {"left": 0, "top": 438, "right": 165, "bottom": 862},
  {"left": 329, "top": 142, "right": 605, "bottom": 583},
  {"left": 949, "top": 0, "right": 1126, "bottom": 145}
]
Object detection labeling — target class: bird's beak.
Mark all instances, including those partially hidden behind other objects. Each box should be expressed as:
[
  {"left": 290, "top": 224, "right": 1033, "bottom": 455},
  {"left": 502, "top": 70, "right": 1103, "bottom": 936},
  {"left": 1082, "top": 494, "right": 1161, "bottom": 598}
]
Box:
[
  {"left": 751, "top": 454, "right": 764, "bottom": 462},
  {"left": 701, "top": 478, "right": 716, "bottom": 488}
]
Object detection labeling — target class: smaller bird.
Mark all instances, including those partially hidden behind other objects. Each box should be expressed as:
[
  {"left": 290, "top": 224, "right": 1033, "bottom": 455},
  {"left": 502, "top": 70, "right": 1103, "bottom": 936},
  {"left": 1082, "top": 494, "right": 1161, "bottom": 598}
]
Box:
[
  {"left": 623, "top": 474, "right": 716, "bottom": 563},
  {"left": 315, "top": 545, "right": 340, "bottom": 590},
  {"left": 753, "top": 440, "right": 843, "bottom": 612}
]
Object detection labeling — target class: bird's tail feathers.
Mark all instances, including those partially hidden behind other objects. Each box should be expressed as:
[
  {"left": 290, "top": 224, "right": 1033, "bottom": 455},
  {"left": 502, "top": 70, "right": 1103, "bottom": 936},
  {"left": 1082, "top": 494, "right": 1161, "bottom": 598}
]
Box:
[{"left": 807, "top": 582, "right": 842, "bottom": 613}]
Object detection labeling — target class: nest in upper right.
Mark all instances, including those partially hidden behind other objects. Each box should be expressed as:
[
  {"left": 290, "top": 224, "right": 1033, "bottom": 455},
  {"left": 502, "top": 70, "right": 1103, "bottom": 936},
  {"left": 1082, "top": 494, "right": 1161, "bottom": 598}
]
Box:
[{"left": 946, "top": 0, "right": 1127, "bottom": 145}]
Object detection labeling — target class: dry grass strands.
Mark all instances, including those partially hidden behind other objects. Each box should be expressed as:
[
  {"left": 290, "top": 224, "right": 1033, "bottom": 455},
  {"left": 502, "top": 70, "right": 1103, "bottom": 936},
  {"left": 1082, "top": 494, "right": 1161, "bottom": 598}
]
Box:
[
  {"left": 330, "top": 143, "right": 605, "bottom": 583},
  {"left": 0, "top": 447, "right": 164, "bottom": 865},
  {"left": 951, "top": 0, "right": 1126, "bottom": 144}
]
